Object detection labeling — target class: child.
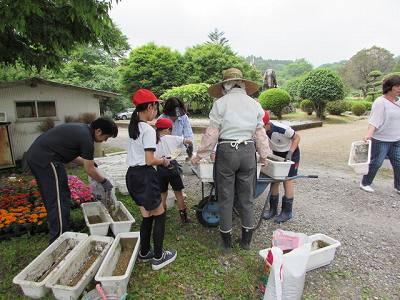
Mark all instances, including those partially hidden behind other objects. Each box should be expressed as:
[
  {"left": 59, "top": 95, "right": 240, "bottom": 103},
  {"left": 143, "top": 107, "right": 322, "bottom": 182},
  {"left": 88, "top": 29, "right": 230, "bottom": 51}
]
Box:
[
  {"left": 262, "top": 110, "right": 301, "bottom": 223},
  {"left": 155, "top": 117, "right": 193, "bottom": 224},
  {"left": 125, "top": 88, "right": 177, "bottom": 270}
]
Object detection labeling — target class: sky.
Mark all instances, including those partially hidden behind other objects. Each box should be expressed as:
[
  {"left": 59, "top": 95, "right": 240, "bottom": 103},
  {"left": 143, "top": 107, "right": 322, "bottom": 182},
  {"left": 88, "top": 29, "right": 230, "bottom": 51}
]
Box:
[{"left": 110, "top": 0, "right": 399, "bottom": 67}]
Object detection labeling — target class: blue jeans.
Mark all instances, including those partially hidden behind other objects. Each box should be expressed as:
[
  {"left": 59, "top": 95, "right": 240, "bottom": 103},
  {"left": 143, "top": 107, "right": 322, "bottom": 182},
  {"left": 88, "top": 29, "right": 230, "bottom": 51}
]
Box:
[{"left": 362, "top": 139, "right": 400, "bottom": 189}]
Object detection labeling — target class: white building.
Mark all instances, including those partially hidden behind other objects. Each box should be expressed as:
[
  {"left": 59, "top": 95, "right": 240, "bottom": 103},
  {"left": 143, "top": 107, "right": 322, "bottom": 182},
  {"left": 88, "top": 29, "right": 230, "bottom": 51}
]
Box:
[{"left": 0, "top": 77, "right": 118, "bottom": 165}]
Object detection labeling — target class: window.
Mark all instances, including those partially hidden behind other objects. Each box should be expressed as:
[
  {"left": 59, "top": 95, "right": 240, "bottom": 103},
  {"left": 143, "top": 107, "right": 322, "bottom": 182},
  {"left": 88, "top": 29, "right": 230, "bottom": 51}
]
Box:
[{"left": 16, "top": 101, "right": 56, "bottom": 119}]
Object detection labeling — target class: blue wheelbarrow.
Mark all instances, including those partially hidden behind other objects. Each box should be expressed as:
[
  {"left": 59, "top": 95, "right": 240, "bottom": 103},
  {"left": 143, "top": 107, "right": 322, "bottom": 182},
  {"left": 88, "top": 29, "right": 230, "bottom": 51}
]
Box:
[{"left": 192, "top": 167, "right": 318, "bottom": 229}]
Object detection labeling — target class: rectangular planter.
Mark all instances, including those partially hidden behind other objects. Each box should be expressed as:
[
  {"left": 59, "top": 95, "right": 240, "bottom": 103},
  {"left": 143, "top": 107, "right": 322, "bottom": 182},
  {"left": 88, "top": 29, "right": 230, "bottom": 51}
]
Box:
[
  {"left": 306, "top": 233, "right": 341, "bottom": 272},
  {"left": 13, "top": 232, "right": 88, "bottom": 299},
  {"left": 46, "top": 235, "right": 114, "bottom": 300},
  {"left": 95, "top": 232, "right": 140, "bottom": 297},
  {"left": 261, "top": 154, "right": 294, "bottom": 179},
  {"left": 193, "top": 162, "right": 262, "bottom": 183},
  {"left": 109, "top": 201, "right": 135, "bottom": 236},
  {"left": 82, "top": 202, "right": 113, "bottom": 236},
  {"left": 348, "top": 140, "right": 371, "bottom": 175}
]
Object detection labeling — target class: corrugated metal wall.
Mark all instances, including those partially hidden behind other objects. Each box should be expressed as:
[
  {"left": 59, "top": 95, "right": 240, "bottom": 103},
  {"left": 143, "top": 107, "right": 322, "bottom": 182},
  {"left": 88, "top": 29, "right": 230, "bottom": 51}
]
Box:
[{"left": 0, "top": 84, "right": 100, "bottom": 160}]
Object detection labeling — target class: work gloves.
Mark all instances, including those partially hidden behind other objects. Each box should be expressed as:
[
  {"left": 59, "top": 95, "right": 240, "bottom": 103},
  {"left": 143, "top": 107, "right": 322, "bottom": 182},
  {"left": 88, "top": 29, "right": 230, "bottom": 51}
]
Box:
[
  {"left": 100, "top": 178, "right": 113, "bottom": 191},
  {"left": 285, "top": 151, "right": 293, "bottom": 162}
]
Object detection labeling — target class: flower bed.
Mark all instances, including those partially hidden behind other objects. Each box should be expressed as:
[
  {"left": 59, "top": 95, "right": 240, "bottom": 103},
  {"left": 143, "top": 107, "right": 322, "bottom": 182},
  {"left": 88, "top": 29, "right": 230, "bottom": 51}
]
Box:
[{"left": 0, "top": 175, "right": 93, "bottom": 238}]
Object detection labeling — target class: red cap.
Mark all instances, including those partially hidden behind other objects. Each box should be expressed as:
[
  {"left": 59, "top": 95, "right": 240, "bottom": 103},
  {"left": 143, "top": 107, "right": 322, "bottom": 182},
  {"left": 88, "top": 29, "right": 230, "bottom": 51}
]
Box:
[
  {"left": 155, "top": 118, "right": 173, "bottom": 129},
  {"left": 132, "top": 88, "right": 160, "bottom": 106},
  {"left": 263, "top": 110, "right": 270, "bottom": 125}
]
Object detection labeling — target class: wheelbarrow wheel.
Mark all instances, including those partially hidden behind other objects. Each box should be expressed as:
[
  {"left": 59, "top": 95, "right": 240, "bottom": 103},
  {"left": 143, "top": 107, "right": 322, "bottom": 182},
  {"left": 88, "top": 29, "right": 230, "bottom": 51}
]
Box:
[{"left": 195, "top": 195, "right": 219, "bottom": 227}]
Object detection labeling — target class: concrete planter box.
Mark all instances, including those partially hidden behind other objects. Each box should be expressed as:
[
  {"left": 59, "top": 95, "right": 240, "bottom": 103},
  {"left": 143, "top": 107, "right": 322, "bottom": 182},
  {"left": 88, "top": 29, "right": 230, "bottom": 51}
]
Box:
[
  {"left": 95, "top": 232, "right": 140, "bottom": 297},
  {"left": 13, "top": 232, "right": 88, "bottom": 299},
  {"left": 348, "top": 140, "right": 371, "bottom": 175},
  {"left": 82, "top": 202, "right": 113, "bottom": 236},
  {"left": 46, "top": 235, "right": 114, "bottom": 300}
]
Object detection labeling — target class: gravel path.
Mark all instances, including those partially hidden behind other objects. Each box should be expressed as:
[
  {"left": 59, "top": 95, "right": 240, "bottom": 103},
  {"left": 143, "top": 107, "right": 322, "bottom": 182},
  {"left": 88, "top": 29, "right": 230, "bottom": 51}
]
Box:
[{"left": 109, "top": 118, "right": 400, "bottom": 298}]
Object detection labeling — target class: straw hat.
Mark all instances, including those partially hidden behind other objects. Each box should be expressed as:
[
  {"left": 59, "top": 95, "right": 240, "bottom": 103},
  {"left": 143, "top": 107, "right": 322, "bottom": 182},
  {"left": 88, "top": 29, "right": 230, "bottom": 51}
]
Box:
[{"left": 208, "top": 67, "right": 260, "bottom": 98}]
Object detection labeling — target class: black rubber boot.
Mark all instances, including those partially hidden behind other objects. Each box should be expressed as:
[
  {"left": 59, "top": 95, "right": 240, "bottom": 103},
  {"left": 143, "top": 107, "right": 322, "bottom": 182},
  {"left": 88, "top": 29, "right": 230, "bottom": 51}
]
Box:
[
  {"left": 240, "top": 227, "right": 253, "bottom": 250},
  {"left": 179, "top": 208, "right": 192, "bottom": 224},
  {"left": 274, "top": 196, "right": 293, "bottom": 224},
  {"left": 263, "top": 195, "right": 279, "bottom": 220},
  {"left": 220, "top": 232, "right": 232, "bottom": 254}
]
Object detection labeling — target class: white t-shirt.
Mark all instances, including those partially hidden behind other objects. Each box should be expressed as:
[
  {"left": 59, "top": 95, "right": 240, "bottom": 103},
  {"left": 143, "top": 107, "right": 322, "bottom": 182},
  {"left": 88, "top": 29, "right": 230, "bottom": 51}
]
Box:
[
  {"left": 155, "top": 135, "right": 185, "bottom": 158},
  {"left": 126, "top": 122, "right": 157, "bottom": 166},
  {"left": 267, "top": 121, "right": 295, "bottom": 152},
  {"left": 209, "top": 88, "right": 265, "bottom": 140},
  {"left": 369, "top": 96, "right": 400, "bottom": 142}
]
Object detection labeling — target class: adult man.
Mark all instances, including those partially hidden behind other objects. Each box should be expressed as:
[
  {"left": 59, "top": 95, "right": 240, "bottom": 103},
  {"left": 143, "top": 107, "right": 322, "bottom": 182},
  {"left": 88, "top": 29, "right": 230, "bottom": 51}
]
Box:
[
  {"left": 27, "top": 117, "right": 118, "bottom": 243},
  {"left": 192, "top": 68, "right": 271, "bottom": 252}
]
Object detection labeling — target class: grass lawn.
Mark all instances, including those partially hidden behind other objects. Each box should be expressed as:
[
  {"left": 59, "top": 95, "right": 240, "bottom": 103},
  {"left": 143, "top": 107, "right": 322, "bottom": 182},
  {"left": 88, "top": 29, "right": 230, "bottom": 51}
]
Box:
[
  {"left": 280, "top": 111, "right": 365, "bottom": 124},
  {"left": 0, "top": 166, "right": 264, "bottom": 299}
]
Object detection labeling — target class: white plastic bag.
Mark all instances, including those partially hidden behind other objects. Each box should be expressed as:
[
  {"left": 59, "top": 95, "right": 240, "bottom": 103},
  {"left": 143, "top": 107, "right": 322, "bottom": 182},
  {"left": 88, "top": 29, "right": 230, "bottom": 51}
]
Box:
[
  {"left": 260, "top": 243, "right": 311, "bottom": 300},
  {"left": 89, "top": 169, "right": 117, "bottom": 207},
  {"left": 272, "top": 229, "right": 309, "bottom": 251}
]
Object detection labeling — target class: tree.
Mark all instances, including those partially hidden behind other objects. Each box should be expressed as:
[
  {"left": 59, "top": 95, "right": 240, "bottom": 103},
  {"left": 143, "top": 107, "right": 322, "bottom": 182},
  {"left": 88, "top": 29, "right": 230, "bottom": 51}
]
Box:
[
  {"left": 0, "top": 0, "right": 123, "bottom": 69},
  {"left": 119, "top": 43, "right": 185, "bottom": 97},
  {"left": 366, "top": 70, "right": 383, "bottom": 100},
  {"left": 183, "top": 43, "right": 262, "bottom": 85},
  {"left": 340, "top": 46, "right": 394, "bottom": 97},
  {"left": 281, "top": 59, "right": 313, "bottom": 79},
  {"left": 299, "top": 68, "right": 345, "bottom": 119},
  {"left": 283, "top": 76, "right": 305, "bottom": 102},
  {"left": 207, "top": 28, "right": 229, "bottom": 46}
]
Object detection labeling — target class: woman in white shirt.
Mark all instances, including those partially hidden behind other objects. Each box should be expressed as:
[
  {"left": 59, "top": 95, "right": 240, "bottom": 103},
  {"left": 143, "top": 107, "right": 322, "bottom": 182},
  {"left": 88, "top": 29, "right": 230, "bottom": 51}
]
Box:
[{"left": 360, "top": 75, "right": 400, "bottom": 193}]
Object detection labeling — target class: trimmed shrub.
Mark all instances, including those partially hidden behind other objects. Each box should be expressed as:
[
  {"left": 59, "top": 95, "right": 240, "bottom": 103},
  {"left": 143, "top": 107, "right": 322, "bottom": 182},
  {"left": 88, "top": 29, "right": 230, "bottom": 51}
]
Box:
[
  {"left": 258, "top": 88, "right": 291, "bottom": 119},
  {"left": 346, "top": 100, "right": 372, "bottom": 111},
  {"left": 352, "top": 103, "right": 366, "bottom": 116},
  {"left": 160, "top": 83, "right": 212, "bottom": 114},
  {"left": 299, "top": 68, "right": 345, "bottom": 119},
  {"left": 326, "top": 100, "right": 348, "bottom": 115},
  {"left": 300, "top": 99, "right": 314, "bottom": 115}
]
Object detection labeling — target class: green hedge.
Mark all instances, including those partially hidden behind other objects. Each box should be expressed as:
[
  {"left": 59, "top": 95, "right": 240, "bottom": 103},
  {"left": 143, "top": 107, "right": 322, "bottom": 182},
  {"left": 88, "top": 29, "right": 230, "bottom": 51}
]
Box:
[
  {"left": 345, "top": 100, "right": 372, "bottom": 111},
  {"left": 160, "top": 83, "right": 212, "bottom": 114},
  {"left": 326, "top": 100, "right": 348, "bottom": 115},
  {"left": 300, "top": 99, "right": 314, "bottom": 115},
  {"left": 259, "top": 88, "right": 291, "bottom": 119},
  {"left": 352, "top": 103, "right": 367, "bottom": 116}
]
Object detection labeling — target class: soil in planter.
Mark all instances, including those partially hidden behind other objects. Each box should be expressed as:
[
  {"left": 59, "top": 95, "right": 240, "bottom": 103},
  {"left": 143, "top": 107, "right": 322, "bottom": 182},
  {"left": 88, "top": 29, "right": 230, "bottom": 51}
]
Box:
[
  {"left": 112, "top": 238, "right": 138, "bottom": 276},
  {"left": 25, "top": 239, "right": 78, "bottom": 282},
  {"left": 311, "top": 240, "right": 330, "bottom": 250},
  {"left": 88, "top": 215, "right": 103, "bottom": 224},
  {"left": 268, "top": 156, "right": 283, "bottom": 162},
  {"left": 60, "top": 241, "right": 106, "bottom": 287},
  {"left": 353, "top": 144, "right": 369, "bottom": 163},
  {"left": 109, "top": 207, "right": 129, "bottom": 222}
]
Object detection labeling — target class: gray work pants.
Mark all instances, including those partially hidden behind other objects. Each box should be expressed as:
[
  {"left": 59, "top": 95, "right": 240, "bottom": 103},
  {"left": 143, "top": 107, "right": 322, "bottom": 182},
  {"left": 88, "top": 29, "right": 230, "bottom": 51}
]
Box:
[{"left": 215, "top": 142, "right": 257, "bottom": 232}]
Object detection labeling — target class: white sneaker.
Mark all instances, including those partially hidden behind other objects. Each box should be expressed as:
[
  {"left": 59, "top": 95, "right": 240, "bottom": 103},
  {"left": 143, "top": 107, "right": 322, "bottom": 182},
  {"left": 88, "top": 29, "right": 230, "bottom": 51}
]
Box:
[
  {"left": 395, "top": 188, "right": 400, "bottom": 195},
  {"left": 360, "top": 183, "right": 374, "bottom": 193}
]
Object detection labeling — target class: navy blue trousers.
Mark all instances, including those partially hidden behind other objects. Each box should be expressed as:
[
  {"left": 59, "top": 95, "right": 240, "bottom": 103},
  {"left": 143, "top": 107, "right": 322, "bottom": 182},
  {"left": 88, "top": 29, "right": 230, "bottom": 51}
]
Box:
[{"left": 28, "top": 161, "right": 71, "bottom": 244}]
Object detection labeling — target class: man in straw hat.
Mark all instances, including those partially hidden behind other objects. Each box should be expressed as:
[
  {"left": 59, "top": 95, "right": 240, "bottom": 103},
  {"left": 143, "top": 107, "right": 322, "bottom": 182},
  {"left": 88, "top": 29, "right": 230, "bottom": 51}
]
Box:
[{"left": 192, "top": 67, "right": 271, "bottom": 253}]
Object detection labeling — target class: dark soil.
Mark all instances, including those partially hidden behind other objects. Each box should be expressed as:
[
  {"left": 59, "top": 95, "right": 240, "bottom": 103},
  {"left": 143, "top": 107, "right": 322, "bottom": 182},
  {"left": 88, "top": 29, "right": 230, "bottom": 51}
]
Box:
[
  {"left": 110, "top": 207, "right": 128, "bottom": 222},
  {"left": 87, "top": 215, "right": 103, "bottom": 224},
  {"left": 112, "top": 238, "right": 137, "bottom": 276},
  {"left": 62, "top": 241, "right": 106, "bottom": 287},
  {"left": 312, "top": 240, "right": 330, "bottom": 250}
]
